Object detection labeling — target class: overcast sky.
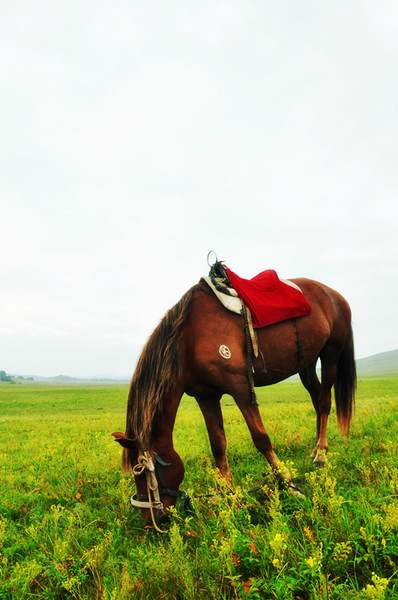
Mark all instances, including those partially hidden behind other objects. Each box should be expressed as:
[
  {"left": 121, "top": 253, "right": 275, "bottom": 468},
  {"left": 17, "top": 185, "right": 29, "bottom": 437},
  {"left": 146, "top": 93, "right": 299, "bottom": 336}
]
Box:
[{"left": 1, "top": 1, "right": 397, "bottom": 378}]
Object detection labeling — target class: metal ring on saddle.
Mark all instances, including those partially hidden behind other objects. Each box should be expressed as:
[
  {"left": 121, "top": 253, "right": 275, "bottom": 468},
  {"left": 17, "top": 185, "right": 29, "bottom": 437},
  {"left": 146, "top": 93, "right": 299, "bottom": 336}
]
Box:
[{"left": 207, "top": 250, "right": 218, "bottom": 267}]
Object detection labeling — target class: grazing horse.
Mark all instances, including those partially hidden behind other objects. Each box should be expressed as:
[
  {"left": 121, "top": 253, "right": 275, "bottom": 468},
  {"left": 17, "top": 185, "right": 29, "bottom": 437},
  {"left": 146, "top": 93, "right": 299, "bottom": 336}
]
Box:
[{"left": 113, "top": 276, "right": 356, "bottom": 528}]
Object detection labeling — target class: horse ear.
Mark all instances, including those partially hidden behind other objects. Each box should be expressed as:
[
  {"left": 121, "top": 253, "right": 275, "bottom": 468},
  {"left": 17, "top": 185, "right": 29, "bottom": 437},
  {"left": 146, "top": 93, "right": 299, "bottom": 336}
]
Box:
[{"left": 111, "top": 431, "right": 138, "bottom": 449}]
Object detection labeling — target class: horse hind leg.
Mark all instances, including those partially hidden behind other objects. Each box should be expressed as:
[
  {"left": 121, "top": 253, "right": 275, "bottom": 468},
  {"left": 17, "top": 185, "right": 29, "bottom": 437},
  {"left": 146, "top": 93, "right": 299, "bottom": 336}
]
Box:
[
  {"left": 302, "top": 354, "right": 338, "bottom": 467},
  {"left": 196, "top": 393, "right": 232, "bottom": 484},
  {"left": 298, "top": 362, "right": 327, "bottom": 464},
  {"left": 313, "top": 377, "right": 335, "bottom": 466},
  {"left": 311, "top": 336, "right": 356, "bottom": 466}
]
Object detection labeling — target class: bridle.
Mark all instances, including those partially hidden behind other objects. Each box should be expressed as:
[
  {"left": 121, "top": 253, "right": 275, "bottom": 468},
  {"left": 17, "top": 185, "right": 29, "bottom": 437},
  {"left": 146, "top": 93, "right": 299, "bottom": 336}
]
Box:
[
  {"left": 130, "top": 453, "right": 303, "bottom": 533},
  {"left": 131, "top": 452, "right": 191, "bottom": 533}
]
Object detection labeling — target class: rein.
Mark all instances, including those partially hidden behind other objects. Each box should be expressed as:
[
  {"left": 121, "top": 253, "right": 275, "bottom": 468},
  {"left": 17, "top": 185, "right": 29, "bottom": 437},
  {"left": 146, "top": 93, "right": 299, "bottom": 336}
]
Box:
[{"left": 131, "top": 454, "right": 303, "bottom": 533}]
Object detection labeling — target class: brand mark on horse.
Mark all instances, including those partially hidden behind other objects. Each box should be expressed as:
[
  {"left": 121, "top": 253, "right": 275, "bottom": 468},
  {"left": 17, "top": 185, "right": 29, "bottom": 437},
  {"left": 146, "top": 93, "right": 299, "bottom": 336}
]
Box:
[{"left": 219, "top": 345, "right": 231, "bottom": 359}]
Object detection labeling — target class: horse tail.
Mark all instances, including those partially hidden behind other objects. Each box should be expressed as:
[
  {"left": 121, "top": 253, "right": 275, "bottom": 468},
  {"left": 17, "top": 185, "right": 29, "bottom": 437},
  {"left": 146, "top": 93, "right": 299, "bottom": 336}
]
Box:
[
  {"left": 124, "top": 285, "right": 197, "bottom": 458},
  {"left": 334, "top": 325, "right": 356, "bottom": 436}
]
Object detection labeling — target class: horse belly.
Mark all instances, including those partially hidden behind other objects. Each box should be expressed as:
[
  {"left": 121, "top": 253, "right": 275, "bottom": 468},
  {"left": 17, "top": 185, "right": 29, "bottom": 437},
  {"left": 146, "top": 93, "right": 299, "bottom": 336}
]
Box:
[{"left": 253, "top": 309, "right": 330, "bottom": 386}]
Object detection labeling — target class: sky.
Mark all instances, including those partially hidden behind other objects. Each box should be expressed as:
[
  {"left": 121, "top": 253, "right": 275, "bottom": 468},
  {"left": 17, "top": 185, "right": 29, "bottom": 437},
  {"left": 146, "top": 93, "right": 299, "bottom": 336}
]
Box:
[{"left": 1, "top": 1, "right": 397, "bottom": 378}]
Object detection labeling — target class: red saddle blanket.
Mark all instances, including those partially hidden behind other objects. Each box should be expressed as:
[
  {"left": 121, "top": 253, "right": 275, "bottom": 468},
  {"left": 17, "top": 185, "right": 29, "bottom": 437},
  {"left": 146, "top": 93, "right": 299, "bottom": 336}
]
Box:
[{"left": 225, "top": 267, "right": 311, "bottom": 328}]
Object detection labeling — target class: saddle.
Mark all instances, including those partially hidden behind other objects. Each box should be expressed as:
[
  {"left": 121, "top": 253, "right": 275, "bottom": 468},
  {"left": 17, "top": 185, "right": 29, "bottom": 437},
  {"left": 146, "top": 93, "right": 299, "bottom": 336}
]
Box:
[
  {"left": 205, "top": 259, "right": 311, "bottom": 329},
  {"left": 203, "top": 263, "right": 259, "bottom": 357},
  {"left": 203, "top": 257, "right": 312, "bottom": 401}
]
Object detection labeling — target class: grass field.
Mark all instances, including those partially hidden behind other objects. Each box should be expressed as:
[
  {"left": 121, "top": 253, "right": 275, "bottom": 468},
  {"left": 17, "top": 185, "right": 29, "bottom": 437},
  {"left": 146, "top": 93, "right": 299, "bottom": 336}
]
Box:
[{"left": 0, "top": 377, "right": 397, "bottom": 599}]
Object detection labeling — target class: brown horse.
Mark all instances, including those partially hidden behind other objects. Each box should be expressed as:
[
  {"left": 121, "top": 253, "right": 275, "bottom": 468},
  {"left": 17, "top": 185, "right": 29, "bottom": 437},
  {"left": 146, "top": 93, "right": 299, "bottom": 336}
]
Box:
[{"left": 113, "top": 276, "right": 356, "bottom": 527}]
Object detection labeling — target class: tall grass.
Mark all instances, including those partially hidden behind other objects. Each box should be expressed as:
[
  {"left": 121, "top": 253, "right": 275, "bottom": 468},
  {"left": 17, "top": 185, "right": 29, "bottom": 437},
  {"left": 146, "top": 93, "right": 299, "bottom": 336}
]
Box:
[{"left": 0, "top": 378, "right": 397, "bottom": 599}]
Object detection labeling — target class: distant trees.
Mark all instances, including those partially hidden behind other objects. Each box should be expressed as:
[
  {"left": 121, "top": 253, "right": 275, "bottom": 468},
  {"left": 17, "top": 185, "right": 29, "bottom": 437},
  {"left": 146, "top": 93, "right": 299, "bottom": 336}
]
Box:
[
  {"left": 0, "top": 371, "right": 33, "bottom": 383},
  {"left": 0, "top": 370, "right": 14, "bottom": 383}
]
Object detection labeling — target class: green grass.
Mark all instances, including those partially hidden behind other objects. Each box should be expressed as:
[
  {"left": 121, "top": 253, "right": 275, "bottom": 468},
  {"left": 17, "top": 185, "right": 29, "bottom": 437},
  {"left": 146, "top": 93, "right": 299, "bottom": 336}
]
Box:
[{"left": 0, "top": 378, "right": 397, "bottom": 599}]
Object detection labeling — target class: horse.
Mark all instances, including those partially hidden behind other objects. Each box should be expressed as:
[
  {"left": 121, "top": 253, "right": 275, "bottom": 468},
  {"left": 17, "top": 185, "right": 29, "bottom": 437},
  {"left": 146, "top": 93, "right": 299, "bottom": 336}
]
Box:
[{"left": 112, "top": 274, "right": 356, "bottom": 529}]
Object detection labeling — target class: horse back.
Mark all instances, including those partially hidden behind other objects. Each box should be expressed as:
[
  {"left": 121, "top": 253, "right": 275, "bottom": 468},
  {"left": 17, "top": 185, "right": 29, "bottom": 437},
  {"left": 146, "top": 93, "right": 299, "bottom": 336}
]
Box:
[
  {"left": 178, "top": 279, "right": 353, "bottom": 390},
  {"left": 291, "top": 278, "right": 352, "bottom": 336}
]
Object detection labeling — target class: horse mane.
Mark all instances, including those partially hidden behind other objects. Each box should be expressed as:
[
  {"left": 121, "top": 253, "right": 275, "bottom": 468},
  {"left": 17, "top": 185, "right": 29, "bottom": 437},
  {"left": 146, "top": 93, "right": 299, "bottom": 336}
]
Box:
[{"left": 125, "top": 283, "right": 203, "bottom": 453}]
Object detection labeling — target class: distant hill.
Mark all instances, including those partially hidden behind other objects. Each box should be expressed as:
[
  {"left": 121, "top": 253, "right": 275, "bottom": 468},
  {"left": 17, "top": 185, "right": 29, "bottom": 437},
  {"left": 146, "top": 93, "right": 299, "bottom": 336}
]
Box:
[
  {"left": 356, "top": 349, "right": 398, "bottom": 376},
  {"left": 52, "top": 375, "right": 76, "bottom": 382},
  {"left": 7, "top": 373, "right": 129, "bottom": 384},
  {"left": 39, "top": 375, "right": 130, "bottom": 384},
  {"left": 7, "top": 350, "right": 397, "bottom": 384}
]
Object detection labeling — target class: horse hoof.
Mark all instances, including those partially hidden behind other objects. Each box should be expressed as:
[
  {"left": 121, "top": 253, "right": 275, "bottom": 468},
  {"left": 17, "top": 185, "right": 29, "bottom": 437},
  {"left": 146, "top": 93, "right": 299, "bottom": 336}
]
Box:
[
  {"left": 287, "top": 484, "right": 305, "bottom": 500},
  {"left": 312, "top": 449, "right": 328, "bottom": 467}
]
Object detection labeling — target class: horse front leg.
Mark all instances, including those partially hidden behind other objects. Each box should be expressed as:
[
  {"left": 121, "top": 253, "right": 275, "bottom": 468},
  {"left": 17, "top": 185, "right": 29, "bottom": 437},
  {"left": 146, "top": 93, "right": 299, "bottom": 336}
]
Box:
[
  {"left": 232, "top": 383, "right": 303, "bottom": 498},
  {"left": 196, "top": 393, "right": 232, "bottom": 484}
]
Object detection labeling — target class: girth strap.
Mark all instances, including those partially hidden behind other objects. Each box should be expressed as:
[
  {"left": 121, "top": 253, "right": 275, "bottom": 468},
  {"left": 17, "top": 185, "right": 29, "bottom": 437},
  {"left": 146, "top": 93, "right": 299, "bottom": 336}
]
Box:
[{"left": 291, "top": 318, "right": 311, "bottom": 381}]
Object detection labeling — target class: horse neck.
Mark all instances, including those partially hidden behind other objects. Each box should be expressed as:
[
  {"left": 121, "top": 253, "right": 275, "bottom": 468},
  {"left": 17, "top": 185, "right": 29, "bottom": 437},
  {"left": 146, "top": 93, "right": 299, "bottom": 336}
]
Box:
[
  {"left": 148, "top": 386, "right": 184, "bottom": 458},
  {"left": 126, "top": 286, "right": 199, "bottom": 452}
]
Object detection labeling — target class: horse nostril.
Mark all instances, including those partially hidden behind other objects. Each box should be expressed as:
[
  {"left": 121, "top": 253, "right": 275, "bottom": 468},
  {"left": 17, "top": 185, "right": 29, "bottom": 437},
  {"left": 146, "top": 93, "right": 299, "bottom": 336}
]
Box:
[{"left": 157, "top": 510, "right": 171, "bottom": 526}]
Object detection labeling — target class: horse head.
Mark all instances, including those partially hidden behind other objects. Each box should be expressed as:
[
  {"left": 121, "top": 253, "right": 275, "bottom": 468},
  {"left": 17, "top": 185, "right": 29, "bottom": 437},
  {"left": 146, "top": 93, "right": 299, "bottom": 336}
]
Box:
[{"left": 112, "top": 432, "right": 185, "bottom": 531}]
